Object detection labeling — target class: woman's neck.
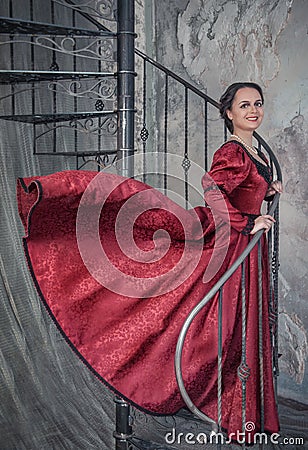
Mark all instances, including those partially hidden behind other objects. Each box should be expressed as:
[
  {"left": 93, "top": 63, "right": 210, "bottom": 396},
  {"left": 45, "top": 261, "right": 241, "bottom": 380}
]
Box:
[{"left": 231, "top": 130, "right": 254, "bottom": 146}]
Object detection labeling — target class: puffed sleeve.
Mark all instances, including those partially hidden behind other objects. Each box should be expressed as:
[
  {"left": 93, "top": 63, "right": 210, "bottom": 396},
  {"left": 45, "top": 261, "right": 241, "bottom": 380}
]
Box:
[{"left": 202, "top": 142, "right": 255, "bottom": 235}]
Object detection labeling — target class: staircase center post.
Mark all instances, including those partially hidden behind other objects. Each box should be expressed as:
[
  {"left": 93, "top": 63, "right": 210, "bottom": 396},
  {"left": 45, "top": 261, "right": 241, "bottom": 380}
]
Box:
[{"left": 117, "top": 0, "right": 136, "bottom": 177}]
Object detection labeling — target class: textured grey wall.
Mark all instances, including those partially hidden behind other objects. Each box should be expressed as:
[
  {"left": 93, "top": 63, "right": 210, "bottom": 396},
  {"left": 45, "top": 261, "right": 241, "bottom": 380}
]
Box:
[{"left": 139, "top": 0, "right": 308, "bottom": 404}]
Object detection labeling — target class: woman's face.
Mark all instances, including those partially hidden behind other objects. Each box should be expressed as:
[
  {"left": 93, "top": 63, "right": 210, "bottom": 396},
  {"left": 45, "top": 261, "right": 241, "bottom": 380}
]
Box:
[{"left": 227, "top": 87, "right": 264, "bottom": 134}]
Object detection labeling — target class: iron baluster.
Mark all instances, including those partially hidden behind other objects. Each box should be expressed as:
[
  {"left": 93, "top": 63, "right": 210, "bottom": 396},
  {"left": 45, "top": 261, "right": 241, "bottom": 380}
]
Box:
[
  {"left": 258, "top": 240, "right": 265, "bottom": 436},
  {"left": 267, "top": 225, "right": 275, "bottom": 351},
  {"left": 30, "top": 0, "right": 36, "bottom": 157},
  {"left": 182, "top": 86, "right": 190, "bottom": 209},
  {"left": 217, "top": 287, "right": 223, "bottom": 441},
  {"left": 266, "top": 187, "right": 274, "bottom": 349},
  {"left": 9, "top": 0, "right": 15, "bottom": 116},
  {"left": 204, "top": 99, "right": 208, "bottom": 172},
  {"left": 72, "top": 7, "right": 79, "bottom": 170},
  {"left": 237, "top": 260, "right": 251, "bottom": 448},
  {"left": 164, "top": 73, "right": 168, "bottom": 193},
  {"left": 140, "top": 58, "right": 149, "bottom": 183},
  {"left": 50, "top": 0, "right": 58, "bottom": 154},
  {"left": 272, "top": 202, "right": 280, "bottom": 394}
]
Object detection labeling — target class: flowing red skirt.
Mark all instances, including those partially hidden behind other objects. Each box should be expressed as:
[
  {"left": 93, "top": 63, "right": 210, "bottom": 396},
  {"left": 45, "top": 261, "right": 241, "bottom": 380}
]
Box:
[{"left": 17, "top": 170, "right": 279, "bottom": 438}]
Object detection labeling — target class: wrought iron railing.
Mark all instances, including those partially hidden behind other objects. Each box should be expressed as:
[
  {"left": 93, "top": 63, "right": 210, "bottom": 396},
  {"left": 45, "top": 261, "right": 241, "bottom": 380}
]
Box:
[{"left": 0, "top": 1, "right": 119, "bottom": 168}]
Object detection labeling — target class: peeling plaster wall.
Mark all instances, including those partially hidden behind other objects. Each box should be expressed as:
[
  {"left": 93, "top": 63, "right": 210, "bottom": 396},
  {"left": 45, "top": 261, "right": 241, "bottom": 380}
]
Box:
[
  {"left": 149, "top": 0, "right": 308, "bottom": 404},
  {"left": 177, "top": 0, "right": 293, "bottom": 88}
]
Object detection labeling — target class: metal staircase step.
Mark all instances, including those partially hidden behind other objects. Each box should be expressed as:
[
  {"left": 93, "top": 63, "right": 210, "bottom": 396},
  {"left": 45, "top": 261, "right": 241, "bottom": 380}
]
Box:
[
  {"left": 35, "top": 150, "right": 117, "bottom": 156},
  {"left": 0, "top": 16, "right": 115, "bottom": 37},
  {"left": 0, "top": 111, "right": 116, "bottom": 124},
  {"left": 0, "top": 70, "right": 116, "bottom": 84}
]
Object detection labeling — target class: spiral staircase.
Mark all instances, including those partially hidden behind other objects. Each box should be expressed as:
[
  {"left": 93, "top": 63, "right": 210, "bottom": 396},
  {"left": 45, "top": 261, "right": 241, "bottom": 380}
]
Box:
[{"left": 0, "top": 1, "right": 281, "bottom": 449}]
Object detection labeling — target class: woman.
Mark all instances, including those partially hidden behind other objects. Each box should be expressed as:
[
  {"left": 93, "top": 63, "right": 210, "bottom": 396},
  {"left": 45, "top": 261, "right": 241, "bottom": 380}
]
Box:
[
  {"left": 17, "top": 82, "right": 281, "bottom": 439},
  {"left": 213, "top": 82, "right": 282, "bottom": 235}
]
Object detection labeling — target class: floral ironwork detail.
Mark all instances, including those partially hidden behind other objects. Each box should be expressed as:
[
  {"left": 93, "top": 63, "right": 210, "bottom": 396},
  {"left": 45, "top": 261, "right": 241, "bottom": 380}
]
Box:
[
  {"left": 77, "top": 153, "right": 117, "bottom": 171},
  {"left": 35, "top": 36, "right": 116, "bottom": 61},
  {"left": 71, "top": 116, "right": 117, "bottom": 135},
  {"left": 35, "top": 116, "right": 118, "bottom": 141},
  {"left": 0, "top": 36, "right": 116, "bottom": 61},
  {"left": 52, "top": 0, "right": 117, "bottom": 21},
  {"left": 47, "top": 79, "right": 116, "bottom": 100}
]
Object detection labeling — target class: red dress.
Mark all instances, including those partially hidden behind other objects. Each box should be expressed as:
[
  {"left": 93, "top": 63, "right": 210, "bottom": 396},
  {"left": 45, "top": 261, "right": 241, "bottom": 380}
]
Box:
[{"left": 17, "top": 141, "right": 279, "bottom": 437}]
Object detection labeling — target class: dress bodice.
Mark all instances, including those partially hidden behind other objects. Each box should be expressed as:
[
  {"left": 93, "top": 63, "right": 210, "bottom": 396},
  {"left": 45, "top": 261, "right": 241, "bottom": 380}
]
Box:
[
  {"left": 225, "top": 142, "right": 272, "bottom": 215},
  {"left": 202, "top": 141, "right": 272, "bottom": 233}
]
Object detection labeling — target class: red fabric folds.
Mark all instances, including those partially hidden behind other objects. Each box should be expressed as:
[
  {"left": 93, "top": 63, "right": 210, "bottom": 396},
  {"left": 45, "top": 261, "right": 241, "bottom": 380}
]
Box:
[{"left": 17, "top": 141, "right": 279, "bottom": 438}]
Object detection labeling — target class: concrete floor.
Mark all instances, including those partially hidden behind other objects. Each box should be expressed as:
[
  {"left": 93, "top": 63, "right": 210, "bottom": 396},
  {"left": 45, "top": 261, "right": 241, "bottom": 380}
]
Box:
[{"left": 130, "top": 397, "right": 308, "bottom": 449}]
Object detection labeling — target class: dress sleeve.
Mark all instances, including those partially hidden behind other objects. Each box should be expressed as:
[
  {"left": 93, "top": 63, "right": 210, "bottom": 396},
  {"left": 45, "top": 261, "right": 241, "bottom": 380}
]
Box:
[{"left": 202, "top": 142, "right": 255, "bottom": 235}]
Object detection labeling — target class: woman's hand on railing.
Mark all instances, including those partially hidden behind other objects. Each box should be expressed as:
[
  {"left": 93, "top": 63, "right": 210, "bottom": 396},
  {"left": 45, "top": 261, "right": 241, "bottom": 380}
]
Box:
[
  {"left": 266, "top": 180, "right": 283, "bottom": 198},
  {"left": 250, "top": 215, "right": 276, "bottom": 234}
]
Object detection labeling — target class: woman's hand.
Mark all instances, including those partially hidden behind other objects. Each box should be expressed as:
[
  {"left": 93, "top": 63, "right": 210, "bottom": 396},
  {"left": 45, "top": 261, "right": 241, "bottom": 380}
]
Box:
[
  {"left": 266, "top": 180, "right": 283, "bottom": 198},
  {"left": 250, "top": 215, "right": 276, "bottom": 234}
]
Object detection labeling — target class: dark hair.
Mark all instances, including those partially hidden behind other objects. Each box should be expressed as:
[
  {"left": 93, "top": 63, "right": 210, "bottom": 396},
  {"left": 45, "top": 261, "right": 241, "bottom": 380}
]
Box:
[{"left": 219, "top": 82, "right": 264, "bottom": 133}]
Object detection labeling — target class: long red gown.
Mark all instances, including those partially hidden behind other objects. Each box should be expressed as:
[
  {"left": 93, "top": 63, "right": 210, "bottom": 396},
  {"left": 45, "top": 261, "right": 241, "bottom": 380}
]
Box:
[{"left": 17, "top": 141, "right": 279, "bottom": 437}]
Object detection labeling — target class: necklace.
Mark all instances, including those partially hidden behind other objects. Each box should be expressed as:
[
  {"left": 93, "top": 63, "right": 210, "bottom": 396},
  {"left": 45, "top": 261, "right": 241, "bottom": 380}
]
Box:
[{"left": 230, "top": 134, "right": 258, "bottom": 155}]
